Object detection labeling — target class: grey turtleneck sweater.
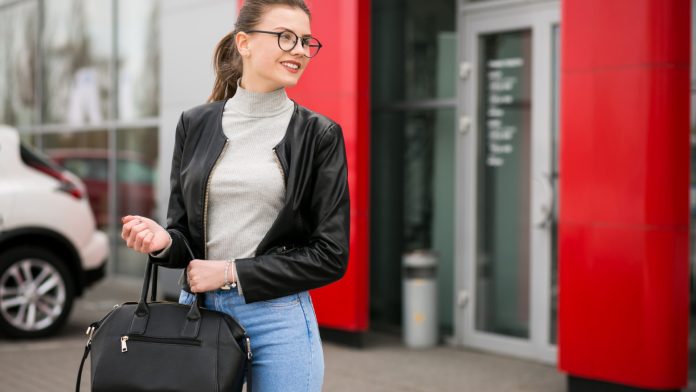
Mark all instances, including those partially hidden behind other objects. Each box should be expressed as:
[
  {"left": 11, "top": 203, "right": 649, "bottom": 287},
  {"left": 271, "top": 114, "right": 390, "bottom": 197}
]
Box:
[{"left": 153, "top": 80, "right": 294, "bottom": 294}]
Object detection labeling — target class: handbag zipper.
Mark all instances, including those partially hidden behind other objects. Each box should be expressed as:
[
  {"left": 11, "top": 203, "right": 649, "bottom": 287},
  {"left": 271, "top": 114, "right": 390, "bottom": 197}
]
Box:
[
  {"left": 203, "top": 139, "right": 229, "bottom": 259},
  {"left": 84, "top": 304, "right": 121, "bottom": 344},
  {"left": 120, "top": 335, "right": 201, "bottom": 353}
]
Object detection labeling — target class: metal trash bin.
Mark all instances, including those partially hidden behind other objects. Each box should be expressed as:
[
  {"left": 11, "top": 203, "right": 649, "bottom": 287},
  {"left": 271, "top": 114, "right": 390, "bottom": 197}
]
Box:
[{"left": 402, "top": 249, "right": 438, "bottom": 348}]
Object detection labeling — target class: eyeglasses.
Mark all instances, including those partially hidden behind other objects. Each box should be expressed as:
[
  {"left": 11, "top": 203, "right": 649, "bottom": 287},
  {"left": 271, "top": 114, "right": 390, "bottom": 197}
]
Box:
[{"left": 245, "top": 30, "right": 322, "bottom": 58}]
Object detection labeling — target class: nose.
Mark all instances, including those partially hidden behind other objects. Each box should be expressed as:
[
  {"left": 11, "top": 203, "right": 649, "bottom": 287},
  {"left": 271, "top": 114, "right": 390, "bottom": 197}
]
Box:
[{"left": 290, "top": 39, "right": 306, "bottom": 56}]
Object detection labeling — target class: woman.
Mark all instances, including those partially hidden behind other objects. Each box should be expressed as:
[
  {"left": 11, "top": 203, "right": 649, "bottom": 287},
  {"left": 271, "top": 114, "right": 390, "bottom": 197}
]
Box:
[{"left": 120, "top": 1, "right": 350, "bottom": 390}]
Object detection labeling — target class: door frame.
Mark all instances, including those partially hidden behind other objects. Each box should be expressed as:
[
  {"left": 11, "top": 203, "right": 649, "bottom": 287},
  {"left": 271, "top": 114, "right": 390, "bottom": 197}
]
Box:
[{"left": 454, "top": 0, "right": 560, "bottom": 364}]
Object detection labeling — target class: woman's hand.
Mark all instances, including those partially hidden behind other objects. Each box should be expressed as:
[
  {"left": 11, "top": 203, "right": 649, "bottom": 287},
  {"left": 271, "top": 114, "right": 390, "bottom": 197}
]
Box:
[
  {"left": 187, "top": 260, "right": 228, "bottom": 293},
  {"left": 121, "top": 215, "right": 171, "bottom": 254}
]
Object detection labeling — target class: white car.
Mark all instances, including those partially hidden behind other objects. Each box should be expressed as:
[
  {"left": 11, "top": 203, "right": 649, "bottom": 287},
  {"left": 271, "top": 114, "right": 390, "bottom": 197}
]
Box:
[{"left": 0, "top": 125, "right": 109, "bottom": 338}]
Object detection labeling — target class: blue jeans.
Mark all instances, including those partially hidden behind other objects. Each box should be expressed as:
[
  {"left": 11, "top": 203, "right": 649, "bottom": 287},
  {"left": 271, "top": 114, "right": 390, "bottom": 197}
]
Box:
[{"left": 179, "top": 288, "right": 324, "bottom": 392}]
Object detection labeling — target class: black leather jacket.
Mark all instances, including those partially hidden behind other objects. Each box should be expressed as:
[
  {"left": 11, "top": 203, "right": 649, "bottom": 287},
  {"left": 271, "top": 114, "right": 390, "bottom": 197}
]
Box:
[{"left": 150, "top": 99, "right": 350, "bottom": 303}]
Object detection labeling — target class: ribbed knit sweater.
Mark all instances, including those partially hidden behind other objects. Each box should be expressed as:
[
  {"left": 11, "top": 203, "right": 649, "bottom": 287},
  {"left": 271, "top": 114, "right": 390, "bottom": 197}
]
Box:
[
  {"left": 207, "top": 81, "right": 294, "bottom": 292},
  {"left": 152, "top": 80, "right": 294, "bottom": 293}
]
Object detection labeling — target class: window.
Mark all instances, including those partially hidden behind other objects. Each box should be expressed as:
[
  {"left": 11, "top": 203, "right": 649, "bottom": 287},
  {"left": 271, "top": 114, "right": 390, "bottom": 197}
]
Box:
[
  {"left": 371, "top": 0, "right": 457, "bottom": 332},
  {"left": 1, "top": 0, "right": 161, "bottom": 277}
]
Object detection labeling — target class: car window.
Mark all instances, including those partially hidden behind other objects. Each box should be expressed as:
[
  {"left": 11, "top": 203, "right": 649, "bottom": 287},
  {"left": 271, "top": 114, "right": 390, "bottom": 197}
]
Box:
[{"left": 19, "top": 144, "right": 64, "bottom": 173}]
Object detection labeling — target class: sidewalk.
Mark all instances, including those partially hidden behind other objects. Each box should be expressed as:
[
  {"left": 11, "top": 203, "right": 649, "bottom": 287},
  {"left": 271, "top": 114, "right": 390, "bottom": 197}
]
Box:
[{"left": 0, "top": 278, "right": 565, "bottom": 392}]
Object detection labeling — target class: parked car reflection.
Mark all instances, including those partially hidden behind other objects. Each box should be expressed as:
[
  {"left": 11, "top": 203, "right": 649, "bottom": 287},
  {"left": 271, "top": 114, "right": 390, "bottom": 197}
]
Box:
[
  {"left": 0, "top": 126, "right": 109, "bottom": 338},
  {"left": 46, "top": 149, "right": 156, "bottom": 228}
]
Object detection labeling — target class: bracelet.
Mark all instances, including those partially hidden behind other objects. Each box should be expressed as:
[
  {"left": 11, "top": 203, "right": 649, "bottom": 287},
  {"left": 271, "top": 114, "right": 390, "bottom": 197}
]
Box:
[{"left": 221, "top": 260, "right": 237, "bottom": 290}]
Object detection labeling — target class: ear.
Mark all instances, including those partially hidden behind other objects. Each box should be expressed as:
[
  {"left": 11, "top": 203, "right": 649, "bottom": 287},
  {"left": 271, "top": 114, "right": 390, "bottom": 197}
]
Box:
[{"left": 235, "top": 32, "right": 251, "bottom": 57}]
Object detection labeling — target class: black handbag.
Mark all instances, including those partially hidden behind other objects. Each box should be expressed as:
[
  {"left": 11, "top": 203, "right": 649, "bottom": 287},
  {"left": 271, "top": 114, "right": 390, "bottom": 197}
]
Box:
[{"left": 75, "top": 251, "right": 253, "bottom": 391}]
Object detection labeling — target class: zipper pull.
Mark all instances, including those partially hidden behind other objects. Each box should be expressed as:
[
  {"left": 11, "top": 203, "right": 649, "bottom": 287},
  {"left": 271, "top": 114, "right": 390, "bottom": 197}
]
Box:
[
  {"left": 85, "top": 326, "right": 94, "bottom": 344},
  {"left": 121, "top": 336, "right": 129, "bottom": 352},
  {"left": 245, "top": 337, "right": 252, "bottom": 360},
  {"left": 85, "top": 322, "right": 99, "bottom": 344}
]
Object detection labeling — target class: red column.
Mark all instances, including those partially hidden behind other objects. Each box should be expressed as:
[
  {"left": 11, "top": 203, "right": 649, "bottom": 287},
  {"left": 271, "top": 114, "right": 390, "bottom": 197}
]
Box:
[
  {"left": 559, "top": 0, "right": 690, "bottom": 390},
  {"left": 291, "top": 0, "right": 371, "bottom": 334}
]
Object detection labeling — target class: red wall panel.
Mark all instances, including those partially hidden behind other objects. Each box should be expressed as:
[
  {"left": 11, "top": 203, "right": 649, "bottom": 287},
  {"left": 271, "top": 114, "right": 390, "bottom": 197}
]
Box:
[{"left": 559, "top": 0, "right": 689, "bottom": 388}]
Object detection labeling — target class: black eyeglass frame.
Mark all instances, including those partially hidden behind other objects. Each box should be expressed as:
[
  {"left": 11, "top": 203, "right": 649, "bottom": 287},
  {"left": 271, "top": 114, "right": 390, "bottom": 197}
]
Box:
[{"left": 244, "top": 29, "right": 323, "bottom": 58}]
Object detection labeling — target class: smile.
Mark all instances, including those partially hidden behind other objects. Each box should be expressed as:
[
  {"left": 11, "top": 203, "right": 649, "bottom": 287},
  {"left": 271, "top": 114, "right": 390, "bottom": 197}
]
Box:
[{"left": 281, "top": 61, "right": 300, "bottom": 71}]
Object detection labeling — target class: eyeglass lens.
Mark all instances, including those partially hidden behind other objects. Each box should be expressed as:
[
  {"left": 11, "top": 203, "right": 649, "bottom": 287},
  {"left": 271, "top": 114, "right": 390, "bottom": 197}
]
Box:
[{"left": 278, "top": 31, "right": 321, "bottom": 57}]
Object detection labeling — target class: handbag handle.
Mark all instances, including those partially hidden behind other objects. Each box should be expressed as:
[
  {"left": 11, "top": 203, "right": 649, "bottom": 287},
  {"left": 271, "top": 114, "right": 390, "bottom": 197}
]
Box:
[{"left": 130, "top": 235, "right": 202, "bottom": 337}]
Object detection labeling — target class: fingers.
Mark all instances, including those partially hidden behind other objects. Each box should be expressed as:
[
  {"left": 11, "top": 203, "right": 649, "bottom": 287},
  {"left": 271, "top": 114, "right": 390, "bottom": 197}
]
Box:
[
  {"left": 186, "top": 260, "right": 228, "bottom": 293},
  {"left": 187, "top": 260, "right": 207, "bottom": 293},
  {"left": 125, "top": 221, "right": 146, "bottom": 248},
  {"left": 121, "top": 215, "right": 138, "bottom": 224},
  {"left": 134, "top": 231, "right": 154, "bottom": 253},
  {"left": 121, "top": 216, "right": 141, "bottom": 240},
  {"left": 187, "top": 262, "right": 198, "bottom": 293},
  {"left": 121, "top": 215, "right": 152, "bottom": 253}
]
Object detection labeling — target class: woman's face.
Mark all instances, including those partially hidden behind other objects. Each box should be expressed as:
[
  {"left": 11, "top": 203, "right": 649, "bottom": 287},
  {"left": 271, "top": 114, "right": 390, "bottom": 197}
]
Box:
[{"left": 239, "top": 5, "right": 312, "bottom": 92}]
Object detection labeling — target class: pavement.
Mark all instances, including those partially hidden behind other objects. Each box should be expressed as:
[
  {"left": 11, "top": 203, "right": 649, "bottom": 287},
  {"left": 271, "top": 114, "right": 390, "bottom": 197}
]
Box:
[{"left": 0, "top": 277, "right": 568, "bottom": 392}]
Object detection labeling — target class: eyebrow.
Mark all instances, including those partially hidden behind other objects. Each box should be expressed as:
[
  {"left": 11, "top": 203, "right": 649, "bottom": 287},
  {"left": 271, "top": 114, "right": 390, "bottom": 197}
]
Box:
[{"left": 272, "top": 26, "right": 312, "bottom": 37}]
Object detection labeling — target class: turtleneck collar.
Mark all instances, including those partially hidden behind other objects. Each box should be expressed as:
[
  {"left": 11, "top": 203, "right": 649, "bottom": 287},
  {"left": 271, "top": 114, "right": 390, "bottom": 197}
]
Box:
[{"left": 225, "top": 79, "right": 293, "bottom": 118}]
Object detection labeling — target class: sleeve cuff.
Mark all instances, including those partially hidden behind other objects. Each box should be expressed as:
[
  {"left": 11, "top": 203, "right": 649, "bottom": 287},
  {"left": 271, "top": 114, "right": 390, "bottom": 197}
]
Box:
[
  {"left": 149, "top": 236, "right": 173, "bottom": 259},
  {"left": 230, "top": 260, "right": 243, "bottom": 295}
]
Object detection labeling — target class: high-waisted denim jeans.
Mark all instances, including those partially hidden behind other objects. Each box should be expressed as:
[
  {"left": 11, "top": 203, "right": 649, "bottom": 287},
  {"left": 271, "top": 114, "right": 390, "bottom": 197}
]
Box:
[{"left": 179, "top": 288, "right": 324, "bottom": 391}]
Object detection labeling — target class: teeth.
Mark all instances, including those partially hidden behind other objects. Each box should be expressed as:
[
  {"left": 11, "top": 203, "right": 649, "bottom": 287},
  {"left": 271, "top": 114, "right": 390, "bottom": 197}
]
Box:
[{"left": 282, "top": 62, "right": 299, "bottom": 70}]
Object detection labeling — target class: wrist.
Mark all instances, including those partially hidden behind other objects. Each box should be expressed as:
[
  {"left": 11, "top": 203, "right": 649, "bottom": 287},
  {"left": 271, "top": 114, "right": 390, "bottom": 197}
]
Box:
[{"left": 155, "top": 231, "right": 171, "bottom": 251}]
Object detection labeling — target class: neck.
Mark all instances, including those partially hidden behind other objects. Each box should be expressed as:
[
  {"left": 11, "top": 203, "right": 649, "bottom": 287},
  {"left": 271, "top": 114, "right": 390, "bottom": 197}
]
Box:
[
  {"left": 226, "top": 78, "right": 291, "bottom": 117},
  {"left": 239, "top": 77, "right": 281, "bottom": 93}
]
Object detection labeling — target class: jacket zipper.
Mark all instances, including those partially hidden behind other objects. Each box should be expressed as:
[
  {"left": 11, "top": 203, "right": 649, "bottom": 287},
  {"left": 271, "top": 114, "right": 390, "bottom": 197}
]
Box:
[
  {"left": 203, "top": 139, "right": 229, "bottom": 259},
  {"left": 272, "top": 147, "right": 286, "bottom": 184},
  {"left": 120, "top": 334, "right": 201, "bottom": 353}
]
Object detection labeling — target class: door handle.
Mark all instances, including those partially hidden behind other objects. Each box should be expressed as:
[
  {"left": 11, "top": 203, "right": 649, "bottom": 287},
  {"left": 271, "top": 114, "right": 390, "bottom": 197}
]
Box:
[{"left": 537, "top": 204, "right": 553, "bottom": 229}]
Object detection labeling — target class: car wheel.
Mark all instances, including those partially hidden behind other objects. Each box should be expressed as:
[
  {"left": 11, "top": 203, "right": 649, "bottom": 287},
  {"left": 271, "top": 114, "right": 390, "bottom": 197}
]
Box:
[{"left": 0, "top": 247, "right": 75, "bottom": 338}]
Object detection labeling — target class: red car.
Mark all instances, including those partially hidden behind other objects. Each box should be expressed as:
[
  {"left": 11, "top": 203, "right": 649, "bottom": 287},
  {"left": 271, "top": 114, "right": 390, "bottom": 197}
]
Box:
[{"left": 46, "top": 149, "right": 156, "bottom": 228}]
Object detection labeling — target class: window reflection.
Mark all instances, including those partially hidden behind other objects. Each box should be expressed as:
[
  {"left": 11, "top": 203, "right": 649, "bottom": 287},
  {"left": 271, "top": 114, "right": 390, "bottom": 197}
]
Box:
[
  {"left": 0, "top": 0, "right": 38, "bottom": 126},
  {"left": 371, "top": 0, "right": 457, "bottom": 334},
  {"left": 403, "top": 0, "right": 456, "bottom": 101},
  {"left": 403, "top": 108, "right": 456, "bottom": 333},
  {"left": 0, "top": 0, "right": 161, "bottom": 277},
  {"left": 403, "top": 111, "right": 435, "bottom": 250},
  {"left": 118, "top": 0, "right": 159, "bottom": 119},
  {"left": 115, "top": 127, "right": 158, "bottom": 276},
  {"left": 42, "top": 0, "right": 111, "bottom": 125},
  {"left": 475, "top": 29, "right": 533, "bottom": 338},
  {"left": 18, "top": 132, "right": 39, "bottom": 147},
  {"left": 41, "top": 130, "right": 110, "bottom": 228}
]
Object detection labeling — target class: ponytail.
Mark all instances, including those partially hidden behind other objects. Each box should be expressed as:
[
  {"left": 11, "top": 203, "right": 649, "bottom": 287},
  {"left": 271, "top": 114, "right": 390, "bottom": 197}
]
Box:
[{"left": 208, "top": 32, "right": 243, "bottom": 102}]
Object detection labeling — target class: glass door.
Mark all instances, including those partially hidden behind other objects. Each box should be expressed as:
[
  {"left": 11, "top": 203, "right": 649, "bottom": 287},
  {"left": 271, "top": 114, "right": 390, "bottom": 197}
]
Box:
[{"left": 455, "top": 1, "right": 559, "bottom": 363}]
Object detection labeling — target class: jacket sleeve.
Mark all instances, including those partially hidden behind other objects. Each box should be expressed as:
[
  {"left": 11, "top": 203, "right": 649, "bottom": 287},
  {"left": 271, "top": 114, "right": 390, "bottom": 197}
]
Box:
[
  {"left": 234, "top": 123, "right": 350, "bottom": 303},
  {"left": 148, "top": 112, "right": 195, "bottom": 269}
]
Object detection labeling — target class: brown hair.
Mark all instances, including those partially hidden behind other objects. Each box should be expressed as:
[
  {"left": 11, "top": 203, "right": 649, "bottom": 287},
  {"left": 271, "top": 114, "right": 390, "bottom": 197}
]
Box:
[{"left": 208, "top": 0, "right": 311, "bottom": 102}]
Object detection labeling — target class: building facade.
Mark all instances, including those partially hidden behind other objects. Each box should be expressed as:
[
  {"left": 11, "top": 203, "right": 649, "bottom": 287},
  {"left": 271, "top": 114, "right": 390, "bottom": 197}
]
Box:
[{"left": 0, "top": 0, "right": 691, "bottom": 390}]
